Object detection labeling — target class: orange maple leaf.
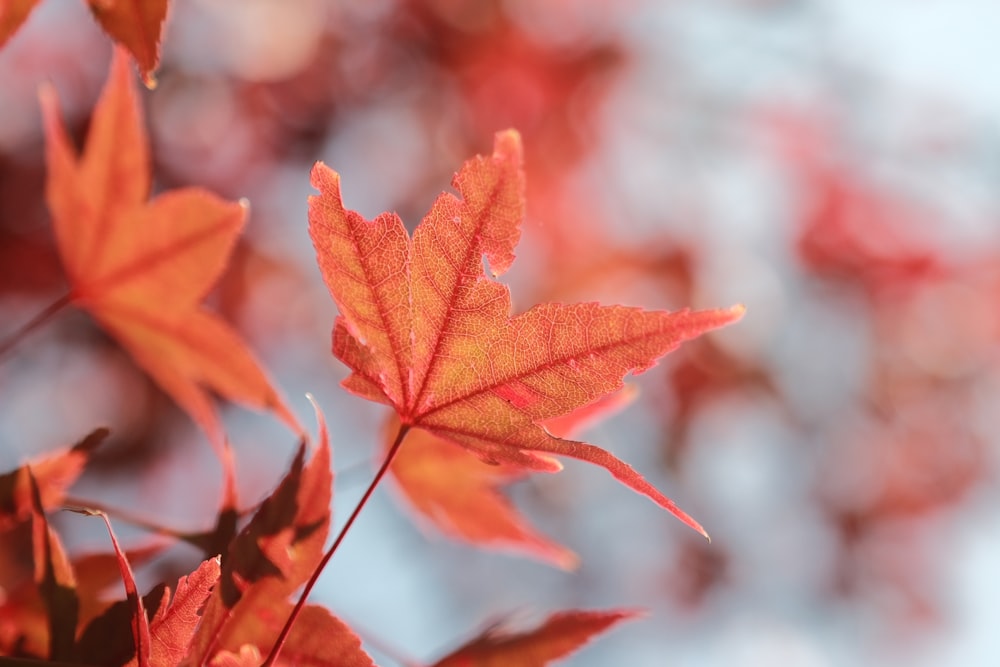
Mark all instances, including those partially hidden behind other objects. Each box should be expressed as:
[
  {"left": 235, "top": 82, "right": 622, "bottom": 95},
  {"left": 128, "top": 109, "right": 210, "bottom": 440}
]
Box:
[
  {"left": 309, "top": 130, "right": 743, "bottom": 537},
  {"left": 432, "top": 608, "right": 639, "bottom": 667},
  {"left": 39, "top": 46, "right": 301, "bottom": 452}
]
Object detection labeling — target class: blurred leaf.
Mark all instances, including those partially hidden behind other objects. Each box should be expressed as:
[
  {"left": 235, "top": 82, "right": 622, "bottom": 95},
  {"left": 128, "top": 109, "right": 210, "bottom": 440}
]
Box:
[
  {"left": 39, "top": 46, "right": 301, "bottom": 453},
  {"left": 87, "top": 0, "right": 168, "bottom": 88},
  {"left": 0, "top": 428, "right": 106, "bottom": 530},
  {"left": 432, "top": 609, "right": 639, "bottom": 667},
  {"left": 310, "top": 129, "right": 742, "bottom": 537},
  {"left": 28, "top": 469, "right": 78, "bottom": 661},
  {"left": 90, "top": 511, "right": 151, "bottom": 667},
  {"left": 385, "top": 387, "right": 635, "bottom": 568},
  {"left": 0, "top": 0, "right": 41, "bottom": 47}
]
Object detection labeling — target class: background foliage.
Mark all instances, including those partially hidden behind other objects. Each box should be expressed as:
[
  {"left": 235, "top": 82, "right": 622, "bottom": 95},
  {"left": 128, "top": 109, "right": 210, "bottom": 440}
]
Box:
[{"left": 2, "top": 1, "right": 999, "bottom": 665}]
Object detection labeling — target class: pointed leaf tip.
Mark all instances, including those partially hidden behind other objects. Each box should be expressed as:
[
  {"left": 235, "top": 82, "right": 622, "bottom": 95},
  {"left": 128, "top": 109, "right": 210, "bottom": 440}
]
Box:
[{"left": 493, "top": 129, "right": 523, "bottom": 162}]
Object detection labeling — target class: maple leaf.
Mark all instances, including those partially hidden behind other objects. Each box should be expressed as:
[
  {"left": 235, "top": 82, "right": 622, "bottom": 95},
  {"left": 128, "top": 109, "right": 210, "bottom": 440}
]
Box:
[
  {"left": 80, "top": 510, "right": 153, "bottom": 667},
  {"left": 385, "top": 387, "right": 636, "bottom": 569},
  {"left": 432, "top": 608, "right": 638, "bottom": 667},
  {"left": 39, "top": 46, "right": 301, "bottom": 453},
  {"left": 0, "top": 427, "right": 106, "bottom": 530},
  {"left": 87, "top": 0, "right": 169, "bottom": 88},
  {"left": 309, "top": 129, "right": 743, "bottom": 537}
]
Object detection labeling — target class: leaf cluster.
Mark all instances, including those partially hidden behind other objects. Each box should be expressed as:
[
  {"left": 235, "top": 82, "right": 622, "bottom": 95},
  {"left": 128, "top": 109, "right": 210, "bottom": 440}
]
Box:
[{"left": 0, "top": 12, "right": 743, "bottom": 667}]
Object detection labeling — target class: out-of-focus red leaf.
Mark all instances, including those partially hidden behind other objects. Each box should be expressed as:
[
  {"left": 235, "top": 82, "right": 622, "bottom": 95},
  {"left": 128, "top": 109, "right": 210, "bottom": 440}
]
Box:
[
  {"left": 0, "top": 0, "right": 40, "bottom": 46},
  {"left": 86, "top": 0, "right": 168, "bottom": 88},
  {"left": 208, "top": 604, "right": 374, "bottom": 667},
  {"left": 385, "top": 387, "right": 636, "bottom": 568},
  {"left": 73, "top": 544, "right": 166, "bottom": 631},
  {"left": 27, "top": 470, "right": 78, "bottom": 661},
  {"left": 271, "top": 605, "right": 373, "bottom": 667},
  {"left": 796, "top": 165, "right": 942, "bottom": 292},
  {"left": 0, "top": 428, "right": 106, "bottom": 530},
  {"left": 0, "top": 564, "right": 51, "bottom": 657},
  {"left": 0, "top": 541, "right": 163, "bottom": 659},
  {"left": 432, "top": 609, "right": 639, "bottom": 667},
  {"left": 771, "top": 113, "right": 944, "bottom": 296},
  {"left": 540, "top": 385, "right": 637, "bottom": 440},
  {"left": 40, "top": 46, "right": 301, "bottom": 453},
  {"left": 310, "top": 129, "right": 743, "bottom": 539},
  {"left": 190, "top": 411, "right": 331, "bottom": 665},
  {"left": 386, "top": 414, "right": 577, "bottom": 570}
]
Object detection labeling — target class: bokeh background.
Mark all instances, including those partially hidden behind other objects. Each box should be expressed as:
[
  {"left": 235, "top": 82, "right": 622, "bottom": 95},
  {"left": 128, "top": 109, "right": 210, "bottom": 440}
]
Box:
[{"left": 2, "top": 1, "right": 1000, "bottom": 665}]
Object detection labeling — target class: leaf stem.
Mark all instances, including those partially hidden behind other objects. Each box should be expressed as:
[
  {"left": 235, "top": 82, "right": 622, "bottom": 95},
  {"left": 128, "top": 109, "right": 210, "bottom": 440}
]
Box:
[
  {"left": 0, "top": 292, "right": 73, "bottom": 361},
  {"left": 263, "top": 423, "right": 412, "bottom": 667},
  {"left": 62, "top": 496, "right": 187, "bottom": 539}
]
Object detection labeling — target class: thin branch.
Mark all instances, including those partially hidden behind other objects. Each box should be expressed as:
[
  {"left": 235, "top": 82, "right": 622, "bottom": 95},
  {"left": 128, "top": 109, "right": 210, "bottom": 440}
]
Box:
[{"left": 0, "top": 293, "right": 73, "bottom": 361}]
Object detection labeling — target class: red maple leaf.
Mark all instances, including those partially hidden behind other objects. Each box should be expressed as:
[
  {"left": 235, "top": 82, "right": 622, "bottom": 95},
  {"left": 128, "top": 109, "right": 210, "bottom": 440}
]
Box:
[
  {"left": 309, "top": 130, "right": 743, "bottom": 537},
  {"left": 39, "top": 47, "right": 301, "bottom": 453},
  {"left": 189, "top": 403, "right": 374, "bottom": 667}
]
